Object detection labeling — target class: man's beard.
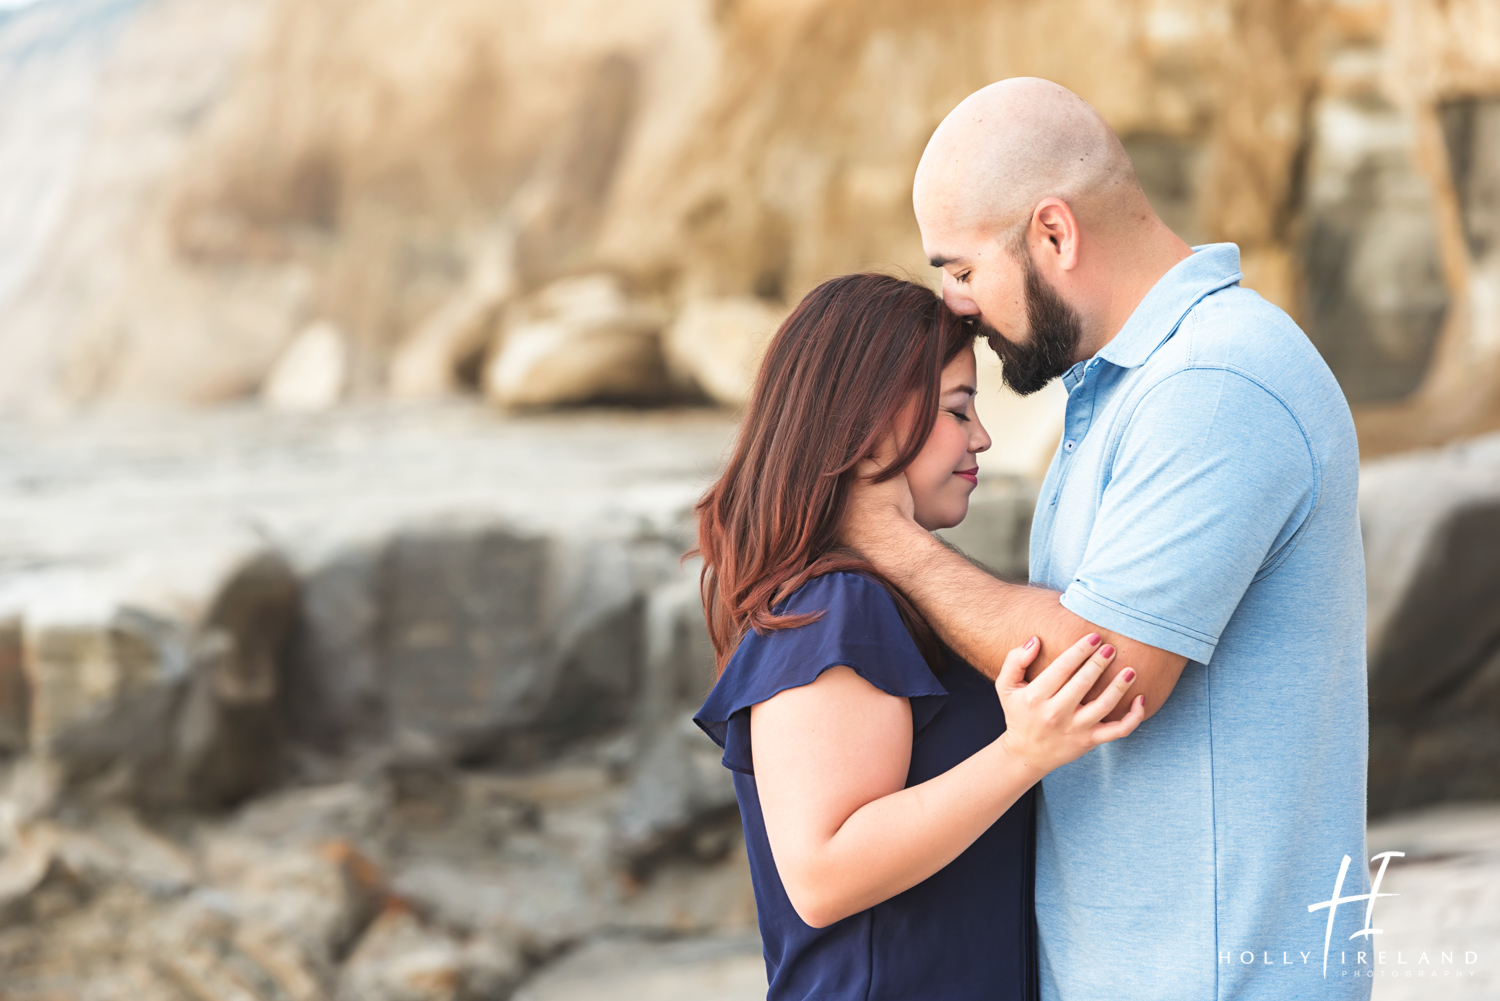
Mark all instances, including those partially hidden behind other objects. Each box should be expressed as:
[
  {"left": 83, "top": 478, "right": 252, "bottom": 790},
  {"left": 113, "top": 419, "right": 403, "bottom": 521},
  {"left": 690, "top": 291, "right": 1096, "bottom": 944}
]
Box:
[{"left": 982, "top": 255, "right": 1084, "bottom": 396}]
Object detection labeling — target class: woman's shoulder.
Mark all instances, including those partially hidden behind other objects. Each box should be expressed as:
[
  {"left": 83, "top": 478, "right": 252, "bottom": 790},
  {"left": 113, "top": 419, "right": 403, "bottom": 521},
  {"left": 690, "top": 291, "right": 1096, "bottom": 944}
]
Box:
[
  {"left": 694, "top": 571, "right": 948, "bottom": 765},
  {"left": 774, "top": 569, "right": 900, "bottom": 617},
  {"left": 754, "top": 571, "right": 917, "bottom": 673}
]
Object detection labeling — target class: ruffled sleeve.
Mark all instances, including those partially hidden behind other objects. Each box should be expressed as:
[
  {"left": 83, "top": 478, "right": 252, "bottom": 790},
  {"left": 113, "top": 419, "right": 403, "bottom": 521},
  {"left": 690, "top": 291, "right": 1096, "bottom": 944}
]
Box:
[{"left": 693, "top": 572, "right": 949, "bottom": 774}]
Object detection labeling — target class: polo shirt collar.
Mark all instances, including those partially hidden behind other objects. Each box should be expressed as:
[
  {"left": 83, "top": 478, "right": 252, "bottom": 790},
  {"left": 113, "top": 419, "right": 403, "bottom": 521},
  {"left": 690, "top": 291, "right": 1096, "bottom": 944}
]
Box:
[{"left": 1093, "top": 242, "right": 1243, "bottom": 370}]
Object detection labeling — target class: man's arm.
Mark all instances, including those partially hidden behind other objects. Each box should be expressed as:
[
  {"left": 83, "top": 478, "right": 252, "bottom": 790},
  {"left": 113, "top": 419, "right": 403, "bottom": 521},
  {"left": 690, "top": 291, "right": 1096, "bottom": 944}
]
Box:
[
  {"left": 846, "top": 367, "right": 1319, "bottom": 726},
  {"left": 844, "top": 488, "right": 1186, "bottom": 722}
]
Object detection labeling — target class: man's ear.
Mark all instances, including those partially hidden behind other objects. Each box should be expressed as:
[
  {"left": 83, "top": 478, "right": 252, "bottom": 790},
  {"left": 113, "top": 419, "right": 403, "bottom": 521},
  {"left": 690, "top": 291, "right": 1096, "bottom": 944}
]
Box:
[{"left": 1030, "top": 198, "right": 1081, "bottom": 272}]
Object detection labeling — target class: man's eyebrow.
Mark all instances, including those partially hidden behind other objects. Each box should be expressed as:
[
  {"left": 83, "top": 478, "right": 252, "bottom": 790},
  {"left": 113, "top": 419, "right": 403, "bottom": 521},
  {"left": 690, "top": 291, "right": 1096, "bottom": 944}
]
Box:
[{"left": 929, "top": 255, "right": 966, "bottom": 268}]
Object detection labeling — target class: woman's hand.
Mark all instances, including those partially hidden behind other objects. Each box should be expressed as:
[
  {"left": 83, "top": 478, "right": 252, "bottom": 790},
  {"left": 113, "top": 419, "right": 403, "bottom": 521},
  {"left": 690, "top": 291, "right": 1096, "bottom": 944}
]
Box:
[{"left": 994, "top": 632, "right": 1146, "bottom": 773}]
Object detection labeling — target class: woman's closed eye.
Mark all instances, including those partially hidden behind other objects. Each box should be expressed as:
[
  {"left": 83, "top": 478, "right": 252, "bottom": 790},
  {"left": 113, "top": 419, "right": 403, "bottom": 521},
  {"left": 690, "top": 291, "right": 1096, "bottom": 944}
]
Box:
[{"left": 946, "top": 408, "right": 971, "bottom": 423}]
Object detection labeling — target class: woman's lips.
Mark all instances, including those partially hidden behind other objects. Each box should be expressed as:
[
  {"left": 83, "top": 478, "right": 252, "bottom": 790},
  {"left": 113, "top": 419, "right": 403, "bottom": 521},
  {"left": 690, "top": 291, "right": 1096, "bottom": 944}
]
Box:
[{"left": 955, "top": 467, "right": 979, "bottom": 485}]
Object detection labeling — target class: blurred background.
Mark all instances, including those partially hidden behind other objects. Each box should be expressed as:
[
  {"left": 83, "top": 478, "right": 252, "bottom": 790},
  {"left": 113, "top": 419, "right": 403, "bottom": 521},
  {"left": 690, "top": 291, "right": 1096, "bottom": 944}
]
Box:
[{"left": 0, "top": 0, "right": 1497, "bottom": 997}]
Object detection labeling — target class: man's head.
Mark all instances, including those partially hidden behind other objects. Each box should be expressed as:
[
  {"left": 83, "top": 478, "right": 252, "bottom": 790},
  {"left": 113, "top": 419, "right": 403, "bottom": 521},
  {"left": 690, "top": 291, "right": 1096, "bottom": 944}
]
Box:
[{"left": 914, "top": 78, "right": 1179, "bottom": 394}]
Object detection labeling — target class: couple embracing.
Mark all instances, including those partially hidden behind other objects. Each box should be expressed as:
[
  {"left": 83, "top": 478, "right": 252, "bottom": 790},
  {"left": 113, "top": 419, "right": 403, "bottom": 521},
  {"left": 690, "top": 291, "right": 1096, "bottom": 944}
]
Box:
[{"left": 691, "top": 78, "right": 1370, "bottom": 1001}]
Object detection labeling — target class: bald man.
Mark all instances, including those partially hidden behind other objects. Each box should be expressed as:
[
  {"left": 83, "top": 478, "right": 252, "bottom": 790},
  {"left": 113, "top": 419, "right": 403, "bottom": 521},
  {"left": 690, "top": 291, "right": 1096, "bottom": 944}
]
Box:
[{"left": 843, "top": 79, "right": 1370, "bottom": 1001}]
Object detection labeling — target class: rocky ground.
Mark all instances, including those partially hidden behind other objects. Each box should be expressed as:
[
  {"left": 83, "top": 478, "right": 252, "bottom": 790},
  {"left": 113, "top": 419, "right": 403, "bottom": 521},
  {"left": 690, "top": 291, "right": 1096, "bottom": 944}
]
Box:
[
  {"left": 0, "top": 402, "right": 1495, "bottom": 999},
  {"left": 0, "top": 402, "right": 1033, "bottom": 999},
  {"left": 0, "top": 739, "right": 765, "bottom": 1000},
  {"left": 1367, "top": 804, "right": 1500, "bottom": 1000}
]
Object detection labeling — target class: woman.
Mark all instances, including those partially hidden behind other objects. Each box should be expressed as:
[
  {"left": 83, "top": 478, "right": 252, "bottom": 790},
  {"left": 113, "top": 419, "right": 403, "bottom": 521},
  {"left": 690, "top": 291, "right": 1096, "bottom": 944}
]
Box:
[{"left": 691, "top": 273, "right": 1145, "bottom": 1000}]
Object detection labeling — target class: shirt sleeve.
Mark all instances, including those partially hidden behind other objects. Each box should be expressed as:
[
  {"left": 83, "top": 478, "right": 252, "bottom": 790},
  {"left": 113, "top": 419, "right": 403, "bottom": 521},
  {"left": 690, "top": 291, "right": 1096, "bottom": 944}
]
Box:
[
  {"left": 693, "top": 572, "right": 949, "bottom": 774},
  {"left": 1059, "top": 367, "right": 1318, "bottom": 664}
]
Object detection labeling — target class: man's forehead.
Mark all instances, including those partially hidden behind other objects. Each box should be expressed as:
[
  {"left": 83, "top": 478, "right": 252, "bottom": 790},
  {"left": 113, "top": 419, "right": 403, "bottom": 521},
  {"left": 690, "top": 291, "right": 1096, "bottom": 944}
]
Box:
[
  {"left": 920, "top": 220, "right": 979, "bottom": 269},
  {"left": 918, "top": 205, "right": 991, "bottom": 265}
]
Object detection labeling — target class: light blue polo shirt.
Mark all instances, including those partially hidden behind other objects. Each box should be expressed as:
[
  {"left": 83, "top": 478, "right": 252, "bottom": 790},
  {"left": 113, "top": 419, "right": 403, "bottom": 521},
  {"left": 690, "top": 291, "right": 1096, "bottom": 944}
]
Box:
[{"left": 1029, "top": 244, "right": 1371, "bottom": 1001}]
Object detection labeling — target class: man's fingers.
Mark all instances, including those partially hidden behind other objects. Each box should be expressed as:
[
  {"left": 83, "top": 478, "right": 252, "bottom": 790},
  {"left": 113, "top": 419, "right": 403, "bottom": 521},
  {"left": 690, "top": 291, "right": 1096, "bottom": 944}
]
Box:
[
  {"left": 1090, "top": 695, "right": 1147, "bottom": 744},
  {"left": 1078, "top": 664, "right": 1137, "bottom": 723},
  {"left": 1028, "top": 632, "right": 1103, "bottom": 701},
  {"left": 996, "top": 637, "right": 1039, "bottom": 695}
]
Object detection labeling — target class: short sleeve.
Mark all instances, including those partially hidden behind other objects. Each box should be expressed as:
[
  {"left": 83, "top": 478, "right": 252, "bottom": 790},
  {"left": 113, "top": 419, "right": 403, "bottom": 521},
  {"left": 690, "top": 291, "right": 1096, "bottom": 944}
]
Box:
[
  {"left": 693, "top": 573, "right": 949, "bottom": 774},
  {"left": 1061, "top": 367, "right": 1317, "bottom": 664}
]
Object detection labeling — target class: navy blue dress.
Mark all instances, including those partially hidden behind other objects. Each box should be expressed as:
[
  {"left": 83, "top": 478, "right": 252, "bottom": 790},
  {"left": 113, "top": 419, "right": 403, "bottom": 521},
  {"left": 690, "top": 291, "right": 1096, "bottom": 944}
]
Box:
[{"left": 694, "top": 572, "right": 1037, "bottom": 1001}]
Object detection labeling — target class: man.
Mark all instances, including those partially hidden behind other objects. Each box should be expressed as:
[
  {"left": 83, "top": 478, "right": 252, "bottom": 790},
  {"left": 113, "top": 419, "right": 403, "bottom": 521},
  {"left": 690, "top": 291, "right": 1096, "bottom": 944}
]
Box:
[{"left": 842, "top": 78, "right": 1370, "bottom": 1000}]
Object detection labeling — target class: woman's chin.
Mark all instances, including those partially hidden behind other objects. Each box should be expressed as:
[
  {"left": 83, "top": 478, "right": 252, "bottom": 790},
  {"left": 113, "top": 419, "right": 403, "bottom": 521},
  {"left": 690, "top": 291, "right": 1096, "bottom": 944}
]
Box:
[{"left": 913, "top": 500, "right": 969, "bottom": 532}]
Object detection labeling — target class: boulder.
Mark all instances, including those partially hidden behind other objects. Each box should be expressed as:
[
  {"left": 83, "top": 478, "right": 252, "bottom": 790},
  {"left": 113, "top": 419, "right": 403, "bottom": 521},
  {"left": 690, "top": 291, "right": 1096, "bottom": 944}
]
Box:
[
  {"left": 483, "top": 275, "right": 669, "bottom": 409},
  {"left": 262, "top": 322, "right": 350, "bottom": 413},
  {"left": 378, "top": 527, "right": 554, "bottom": 751},
  {"left": 0, "top": 824, "right": 81, "bottom": 927},
  {"left": 227, "top": 781, "right": 392, "bottom": 857},
  {"left": 663, "top": 297, "right": 785, "bottom": 407},
  {"left": 389, "top": 235, "right": 516, "bottom": 401},
  {"left": 199, "top": 832, "right": 386, "bottom": 971},
  {"left": 0, "top": 615, "right": 29, "bottom": 752},
  {"left": 281, "top": 543, "right": 388, "bottom": 753},
  {"left": 285, "top": 525, "right": 682, "bottom": 760},
  {"left": 613, "top": 843, "right": 757, "bottom": 937},
  {"left": 1360, "top": 431, "right": 1500, "bottom": 814},
  {"left": 635, "top": 575, "right": 717, "bottom": 735},
  {"left": 146, "top": 888, "right": 334, "bottom": 1001},
  {"left": 512, "top": 934, "right": 766, "bottom": 1001},
  {"left": 9, "top": 539, "right": 299, "bottom": 809},
  {"left": 336, "top": 905, "right": 524, "bottom": 1001},
  {"left": 614, "top": 711, "right": 737, "bottom": 872}
]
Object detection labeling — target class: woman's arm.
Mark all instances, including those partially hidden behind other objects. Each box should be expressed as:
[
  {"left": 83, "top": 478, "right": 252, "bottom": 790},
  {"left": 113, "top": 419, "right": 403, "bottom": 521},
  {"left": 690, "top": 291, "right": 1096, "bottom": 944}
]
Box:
[{"left": 751, "top": 633, "right": 1144, "bottom": 928}]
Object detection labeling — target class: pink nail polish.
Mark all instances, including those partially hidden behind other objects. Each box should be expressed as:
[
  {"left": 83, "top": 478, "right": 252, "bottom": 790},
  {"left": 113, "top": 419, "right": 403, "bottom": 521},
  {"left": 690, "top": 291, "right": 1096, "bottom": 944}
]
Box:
[
  {"left": 1024, "top": 636, "right": 1037, "bottom": 650},
  {"left": 1099, "top": 644, "right": 1115, "bottom": 659},
  {"left": 1122, "top": 668, "right": 1136, "bottom": 683},
  {"left": 1086, "top": 633, "right": 1101, "bottom": 647}
]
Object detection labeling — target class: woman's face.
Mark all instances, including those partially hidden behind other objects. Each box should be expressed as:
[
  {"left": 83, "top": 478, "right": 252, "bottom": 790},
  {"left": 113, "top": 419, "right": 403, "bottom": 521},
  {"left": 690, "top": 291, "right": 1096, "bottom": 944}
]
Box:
[{"left": 906, "top": 345, "right": 991, "bottom": 531}]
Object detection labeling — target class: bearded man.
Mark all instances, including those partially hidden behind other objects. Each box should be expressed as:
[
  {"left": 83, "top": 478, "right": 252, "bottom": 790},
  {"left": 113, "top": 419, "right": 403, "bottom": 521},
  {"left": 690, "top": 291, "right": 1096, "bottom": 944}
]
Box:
[{"left": 842, "top": 78, "right": 1370, "bottom": 1001}]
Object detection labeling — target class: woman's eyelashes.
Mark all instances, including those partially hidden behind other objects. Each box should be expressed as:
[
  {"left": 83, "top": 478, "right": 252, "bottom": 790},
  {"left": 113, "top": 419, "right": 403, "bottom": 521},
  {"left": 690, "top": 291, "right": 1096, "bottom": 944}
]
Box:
[{"left": 945, "top": 408, "right": 970, "bottom": 423}]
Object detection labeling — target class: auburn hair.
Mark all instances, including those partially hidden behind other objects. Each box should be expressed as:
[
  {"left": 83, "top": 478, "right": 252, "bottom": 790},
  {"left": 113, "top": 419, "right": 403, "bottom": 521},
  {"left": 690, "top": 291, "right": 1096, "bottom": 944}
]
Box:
[{"left": 693, "top": 272, "right": 975, "bottom": 675}]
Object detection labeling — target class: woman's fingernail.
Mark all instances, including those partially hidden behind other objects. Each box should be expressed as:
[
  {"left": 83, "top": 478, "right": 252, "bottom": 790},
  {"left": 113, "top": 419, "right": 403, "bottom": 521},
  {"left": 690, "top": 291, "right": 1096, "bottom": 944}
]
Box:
[
  {"left": 1086, "top": 633, "right": 1101, "bottom": 647},
  {"left": 1024, "top": 636, "right": 1037, "bottom": 650},
  {"left": 1099, "top": 644, "right": 1115, "bottom": 659},
  {"left": 1122, "top": 668, "right": 1136, "bottom": 683}
]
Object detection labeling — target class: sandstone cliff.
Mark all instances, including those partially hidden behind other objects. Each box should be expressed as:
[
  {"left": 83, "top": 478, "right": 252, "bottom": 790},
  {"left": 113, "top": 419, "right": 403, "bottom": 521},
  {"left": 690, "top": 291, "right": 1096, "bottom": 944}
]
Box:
[{"left": 1, "top": 0, "right": 1497, "bottom": 452}]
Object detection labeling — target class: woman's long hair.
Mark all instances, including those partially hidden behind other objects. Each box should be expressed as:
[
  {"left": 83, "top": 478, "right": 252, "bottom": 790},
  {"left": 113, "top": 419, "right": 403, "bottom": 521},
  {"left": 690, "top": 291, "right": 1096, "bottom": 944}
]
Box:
[{"left": 694, "top": 273, "right": 975, "bottom": 675}]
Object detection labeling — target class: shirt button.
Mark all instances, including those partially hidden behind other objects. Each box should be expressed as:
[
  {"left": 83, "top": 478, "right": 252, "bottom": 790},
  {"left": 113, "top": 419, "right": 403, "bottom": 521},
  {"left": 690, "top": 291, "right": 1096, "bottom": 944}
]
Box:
[{"left": 1064, "top": 440, "right": 1076, "bottom": 452}]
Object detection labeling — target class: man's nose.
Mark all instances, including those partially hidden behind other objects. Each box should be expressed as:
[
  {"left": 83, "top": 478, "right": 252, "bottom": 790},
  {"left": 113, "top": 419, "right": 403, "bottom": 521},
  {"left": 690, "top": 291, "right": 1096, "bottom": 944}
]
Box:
[{"left": 940, "top": 280, "right": 979, "bottom": 316}]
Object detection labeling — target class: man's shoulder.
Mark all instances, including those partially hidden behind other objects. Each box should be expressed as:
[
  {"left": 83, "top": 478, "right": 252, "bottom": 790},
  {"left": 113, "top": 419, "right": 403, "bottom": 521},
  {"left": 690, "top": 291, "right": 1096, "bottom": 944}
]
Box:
[
  {"left": 1140, "top": 285, "right": 1353, "bottom": 436},
  {"left": 1169, "top": 286, "right": 1328, "bottom": 386}
]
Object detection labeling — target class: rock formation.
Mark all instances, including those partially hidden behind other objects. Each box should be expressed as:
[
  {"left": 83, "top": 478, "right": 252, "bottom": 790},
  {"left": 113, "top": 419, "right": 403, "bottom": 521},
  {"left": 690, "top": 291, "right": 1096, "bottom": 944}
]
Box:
[
  {"left": 1360, "top": 431, "right": 1500, "bottom": 813},
  {"left": 3, "top": 0, "right": 1500, "bottom": 994},
  {"left": 4, "top": 0, "right": 1498, "bottom": 446},
  {"left": 0, "top": 406, "right": 1496, "bottom": 995}
]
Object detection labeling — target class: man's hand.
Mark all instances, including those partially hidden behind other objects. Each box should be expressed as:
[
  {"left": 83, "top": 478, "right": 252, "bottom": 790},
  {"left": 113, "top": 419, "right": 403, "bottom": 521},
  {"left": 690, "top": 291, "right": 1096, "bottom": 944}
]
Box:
[{"left": 840, "top": 458, "right": 919, "bottom": 559}]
